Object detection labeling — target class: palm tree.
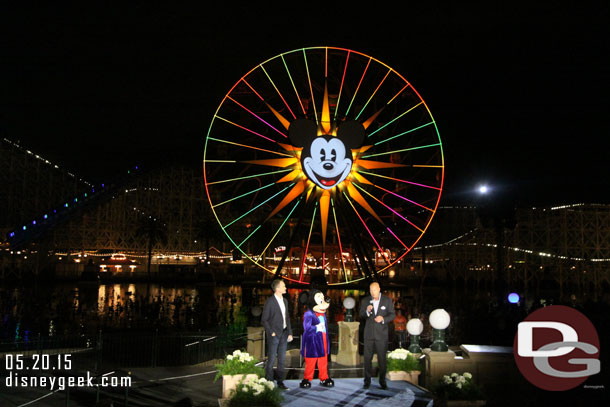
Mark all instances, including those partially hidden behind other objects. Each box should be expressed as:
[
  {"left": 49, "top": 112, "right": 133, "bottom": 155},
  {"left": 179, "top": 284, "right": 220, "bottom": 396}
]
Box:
[{"left": 136, "top": 217, "right": 168, "bottom": 281}]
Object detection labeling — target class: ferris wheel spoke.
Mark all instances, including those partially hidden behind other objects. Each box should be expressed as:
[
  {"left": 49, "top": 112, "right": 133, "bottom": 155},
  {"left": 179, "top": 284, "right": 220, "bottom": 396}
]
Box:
[
  {"left": 242, "top": 158, "right": 298, "bottom": 167},
  {"left": 207, "top": 168, "right": 292, "bottom": 186},
  {"left": 236, "top": 224, "right": 263, "bottom": 249},
  {"left": 360, "top": 83, "right": 411, "bottom": 130},
  {"left": 366, "top": 181, "right": 434, "bottom": 212},
  {"left": 366, "top": 102, "right": 423, "bottom": 138},
  {"left": 342, "top": 192, "right": 391, "bottom": 265},
  {"left": 266, "top": 180, "right": 306, "bottom": 220},
  {"left": 355, "top": 68, "right": 391, "bottom": 120},
  {"left": 281, "top": 55, "right": 307, "bottom": 116},
  {"left": 358, "top": 170, "right": 442, "bottom": 191},
  {"left": 212, "top": 182, "right": 277, "bottom": 208},
  {"left": 331, "top": 198, "right": 348, "bottom": 283},
  {"left": 227, "top": 96, "right": 288, "bottom": 138},
  {"left": 345, "top": 57, "right": 372, "bottom": 118},
  {"left": 353, "top": 182, "right": 424, "bottom": 233},
  {"left": 334, "top": 50, "right": 350, "bottom": 121},
  {"left": 206, "top": 47, "right": 444, "bottom": 286},
  {"left": 260, "top": 65, "right": 297, "bottom": 120},
  {"left": 302, "top": 49, "right": 318, "bottom": 124},
  {"left": 373, "top": 121, "right": 436, "bottom": 146},
  {"left": 387, "top": 83, "right": 411, "bottom": 105},
  {"left": 362, "top": 143, "right": 441, "bottom": 158},
  {"left": 241, "top": 78, "right": 265, "bottom": 101},
  {"left": 207, "top": 136, "right": 292, "bottom": 157},
  {"left": 214, "top": 116, "right": 278, "bottom": 144},
  {"left": 222, "top": 183, "right": 295, "bottom": 229},
  {"left": 355, "top": 159, "right": 406, "bottom": 170},
  {"left": 300, "top": 203, "right": 317, "bottom": 282},
  {"left": 345, "top": 182, "right": 383, "bottom": 224},
  {"left": 386, "top": 227, "right": 408, "bottom": 249},
  {"left": 257, "top": 197, "right": 302, "bottom": 260}
]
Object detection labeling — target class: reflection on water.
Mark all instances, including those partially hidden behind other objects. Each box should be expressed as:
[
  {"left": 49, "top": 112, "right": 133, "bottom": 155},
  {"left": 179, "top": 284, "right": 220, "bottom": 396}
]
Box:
[
  {"left": 1, "top": 283, "right": 424, "bottom": 341},
  {"left": 1, "top": 283, "right": 250, "bottom": 340}
]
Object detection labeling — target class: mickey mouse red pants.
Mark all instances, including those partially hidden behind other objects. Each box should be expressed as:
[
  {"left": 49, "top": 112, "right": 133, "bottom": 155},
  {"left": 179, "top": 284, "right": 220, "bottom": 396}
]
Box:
[{"left": 304, "top": 332, "right": 328, "bottom": 381}]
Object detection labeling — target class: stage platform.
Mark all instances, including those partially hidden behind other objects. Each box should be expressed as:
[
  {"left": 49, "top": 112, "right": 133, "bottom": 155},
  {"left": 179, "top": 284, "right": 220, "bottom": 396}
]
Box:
[{"left": 280, "top": 378, "right": 434, "bottom": 407}]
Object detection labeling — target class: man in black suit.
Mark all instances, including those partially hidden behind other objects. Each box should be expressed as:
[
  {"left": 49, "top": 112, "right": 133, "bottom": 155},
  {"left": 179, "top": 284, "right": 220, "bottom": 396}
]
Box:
[
  {"left": 359, "top": 281, "right": 395, "bottom": 389},
  {"left": 261, "top": 279, "right": 293, "bottom": 389}
]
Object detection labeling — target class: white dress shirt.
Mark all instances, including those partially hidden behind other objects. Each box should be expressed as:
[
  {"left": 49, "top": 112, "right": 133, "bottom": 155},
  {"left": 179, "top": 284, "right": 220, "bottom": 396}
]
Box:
[
  {"left": 274, "top": 294, "right": 287, "bottom": 329},
  {"left": 367, "top": 294, "right": 384, "bottom": 323}
]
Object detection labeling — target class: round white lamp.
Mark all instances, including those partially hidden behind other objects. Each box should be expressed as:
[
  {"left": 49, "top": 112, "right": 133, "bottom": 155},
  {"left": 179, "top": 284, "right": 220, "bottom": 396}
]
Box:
[
  {"left": 343, "top": 297, "right": 356, "bottom": 322},
  {"left": 251, "top": 306, "right": 262, "bottom": 317},
  {"left": 406, "top": 318, "right": 424, "bottom": 353},
  {"left": 429, "top": 308, "right": 450, "bottom": 352}
]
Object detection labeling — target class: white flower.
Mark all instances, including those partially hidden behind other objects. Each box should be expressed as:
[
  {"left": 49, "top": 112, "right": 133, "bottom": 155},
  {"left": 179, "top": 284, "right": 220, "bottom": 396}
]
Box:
[
  {"left": 226, "top": 355, "right": 234, "bottom": 360},
  {"left": 259, "top": 378, "right": 267, "bottom": 383},
  {"left": 252, "top": 383, "right": 265, "bottom": 395},
  {"left": 450, "top": 373, "right": 458, "bottom": 378},
  {"left": 456, "top": 375, "right": 466, "bottom": 384},
  {"left": 456, "top": 383, "right": 462, "bottom": 389},
  {"left": 443, "top": 375, "right": 452, "bottom": 384},
  {"left": 463, "top": 372, "right": 472, "bottom": 380},
  {"left": 265, "top": 381, "right": 275, "bottom": 390}
]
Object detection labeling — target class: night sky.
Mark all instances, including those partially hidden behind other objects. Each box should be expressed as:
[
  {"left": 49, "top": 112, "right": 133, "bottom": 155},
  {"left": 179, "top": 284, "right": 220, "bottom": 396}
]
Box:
[{"left": 3, "top": 3, "right": 609, "bottom": 207}]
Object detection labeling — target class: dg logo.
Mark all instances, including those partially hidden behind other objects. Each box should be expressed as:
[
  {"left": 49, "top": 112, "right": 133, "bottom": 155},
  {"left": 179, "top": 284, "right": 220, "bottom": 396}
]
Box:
[{"left": 514, "top": 305, "right": 601, "bottom": 391}]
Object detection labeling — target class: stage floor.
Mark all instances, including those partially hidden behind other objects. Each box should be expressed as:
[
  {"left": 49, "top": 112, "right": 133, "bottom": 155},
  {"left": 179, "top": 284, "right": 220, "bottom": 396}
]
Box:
[{"left": 280, "top": 378, "right": 434, "bottom": 407}]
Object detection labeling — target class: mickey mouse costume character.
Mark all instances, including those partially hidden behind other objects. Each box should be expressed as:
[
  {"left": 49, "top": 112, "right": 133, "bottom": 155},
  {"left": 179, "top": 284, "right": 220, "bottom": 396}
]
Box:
[{"left": 299, "top": 289, "right": 335, "bottom": 388}]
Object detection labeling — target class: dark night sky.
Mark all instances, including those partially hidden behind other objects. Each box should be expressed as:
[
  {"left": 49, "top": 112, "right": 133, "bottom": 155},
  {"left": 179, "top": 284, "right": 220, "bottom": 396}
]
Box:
[{"left": 2, "top": 3, "right": 609, "bottom": 207}]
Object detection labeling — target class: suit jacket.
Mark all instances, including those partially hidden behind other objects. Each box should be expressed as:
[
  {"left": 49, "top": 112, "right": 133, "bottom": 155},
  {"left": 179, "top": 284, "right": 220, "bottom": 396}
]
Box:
[
  {"left": 261, "top": 294, "right": 293, "bottom": 338},
  {"left": 301, "top": 310, "right": 329, "bottom": 358},
  {"left": 359, "top": 294, "right": 395, "bottom": 341}
]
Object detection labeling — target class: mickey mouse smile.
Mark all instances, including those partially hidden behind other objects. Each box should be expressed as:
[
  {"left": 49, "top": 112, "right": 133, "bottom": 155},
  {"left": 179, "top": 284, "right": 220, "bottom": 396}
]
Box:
[{"left": 303, "top": 137, "right": 352, "bottom": 190}]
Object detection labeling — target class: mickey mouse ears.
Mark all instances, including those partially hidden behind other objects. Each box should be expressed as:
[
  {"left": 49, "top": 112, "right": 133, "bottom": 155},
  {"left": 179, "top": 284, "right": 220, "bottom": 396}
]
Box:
[{"left": 288, "top": 119, "right": 365, "bottom": 150}]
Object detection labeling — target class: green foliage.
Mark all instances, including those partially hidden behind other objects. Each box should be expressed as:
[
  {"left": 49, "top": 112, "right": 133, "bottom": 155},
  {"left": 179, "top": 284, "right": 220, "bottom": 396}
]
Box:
[
  {"left": 387, "top": 348, "right": 421, "bottom": 372},
  {"left": 214, "top": 350, "right": 265, "bottom": 382},
  {"left": 432, "top": 372, "right": 484, "bottom": 401},
  {"left": 228, "top": 377, "right": 283, "bottom": 407}
]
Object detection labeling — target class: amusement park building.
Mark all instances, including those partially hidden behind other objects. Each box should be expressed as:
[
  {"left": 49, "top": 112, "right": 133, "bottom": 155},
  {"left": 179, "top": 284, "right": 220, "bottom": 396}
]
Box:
[{"left": 2, "top": 138, "right": 609, "bottom": 301}]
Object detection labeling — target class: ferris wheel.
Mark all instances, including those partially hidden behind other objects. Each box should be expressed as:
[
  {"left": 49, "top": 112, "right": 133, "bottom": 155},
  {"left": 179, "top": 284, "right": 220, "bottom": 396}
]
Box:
[{"left": 203, "top": 47, "right": 443, "bottom": 286}]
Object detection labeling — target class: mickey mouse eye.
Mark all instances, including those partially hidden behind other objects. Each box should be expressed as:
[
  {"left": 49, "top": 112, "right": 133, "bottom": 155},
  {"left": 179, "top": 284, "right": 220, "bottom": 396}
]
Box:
[
  {"left": 331, "top": 149, "right": 336, "bottom": 162},
  {"left": 320, "top": 148, "right": 326, "bottom": 161}
]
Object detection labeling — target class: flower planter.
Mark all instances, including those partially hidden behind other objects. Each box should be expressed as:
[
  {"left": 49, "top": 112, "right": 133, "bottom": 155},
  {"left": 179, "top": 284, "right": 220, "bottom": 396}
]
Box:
[
  {"left": 222, "top": 374, "right": 259, "bottom": 399},
  {"left": 386, "top": 370, "right": 421, "bottom": 384}
]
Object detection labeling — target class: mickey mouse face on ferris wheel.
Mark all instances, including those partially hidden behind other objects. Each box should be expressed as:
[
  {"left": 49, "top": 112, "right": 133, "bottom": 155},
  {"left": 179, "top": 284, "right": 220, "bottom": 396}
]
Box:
[{"left": 289, "top": 120, "right": 365, "bottom": 190}]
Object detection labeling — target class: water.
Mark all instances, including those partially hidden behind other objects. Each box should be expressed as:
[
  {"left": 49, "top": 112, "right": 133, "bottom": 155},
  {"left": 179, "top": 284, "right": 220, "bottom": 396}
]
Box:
[
  {"left": 0, "top": 282, "right": 546, "bottom": 347},
  {"left": 0, "top": 283, "right": 425, "bottom": 338}
]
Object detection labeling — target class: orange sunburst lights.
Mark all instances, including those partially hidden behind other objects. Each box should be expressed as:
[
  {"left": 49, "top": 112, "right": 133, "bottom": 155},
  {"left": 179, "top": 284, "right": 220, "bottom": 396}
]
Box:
[
  {"left": 265, "top": 103, "right": 291, "bottom": 131},
  {"left": 362, "top": 107, "right": 384, "bottom": 130},
  {"left": 320, "top": 190, "right": 330, "bottom": 248},
  {"left": 276, "top": 169, "right": 301, "bottom": 183},
  {"left": 351, "top": 172, "right": 373, "bottom": 185},
  {"left": 321, "top": 81, "right": 331, "bottom": 134},
  {"left": 355, "top": 160, "right": 406, "bottom": 170},
  {"left": 244, "top": 158, "right": 298, "bottom": 167},
  {"left": 266, "top": 180, "right": 306, "bottom": 220},
  {"left": 346, "top": 181, "right": 383, "bottom": 224}
]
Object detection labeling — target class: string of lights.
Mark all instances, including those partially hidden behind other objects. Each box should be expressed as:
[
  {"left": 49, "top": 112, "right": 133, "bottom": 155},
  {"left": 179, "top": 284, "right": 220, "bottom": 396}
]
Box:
[{"left": 3, "top": 138, "right": 93, "bottom": 186}]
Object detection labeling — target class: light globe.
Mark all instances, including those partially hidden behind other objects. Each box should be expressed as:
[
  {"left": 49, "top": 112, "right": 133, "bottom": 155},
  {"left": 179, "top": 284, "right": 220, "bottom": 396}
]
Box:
[
  {"left": 343, "top": 297, "right": 356, "bottom": 310},
  {"left": 406, "top": 318, "right": 424, "bottom": 335},
  {"left": 429, "top": 309, "right": 450, "bottom": 330}
]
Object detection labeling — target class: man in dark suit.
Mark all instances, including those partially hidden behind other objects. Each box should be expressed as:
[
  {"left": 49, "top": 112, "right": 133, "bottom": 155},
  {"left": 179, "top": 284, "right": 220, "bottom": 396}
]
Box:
[
  {"left": 359, "top": 281, "right": 395, "bottom": 389},
  {"left": 261, "top": 279, "right": 293, "bottom": 389}
]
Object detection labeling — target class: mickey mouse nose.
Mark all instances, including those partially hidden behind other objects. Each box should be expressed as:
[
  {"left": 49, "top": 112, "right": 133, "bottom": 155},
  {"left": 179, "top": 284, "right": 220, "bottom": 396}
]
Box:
[{"left": 323, "top": 163, "right": 334, "bottom": 170}]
